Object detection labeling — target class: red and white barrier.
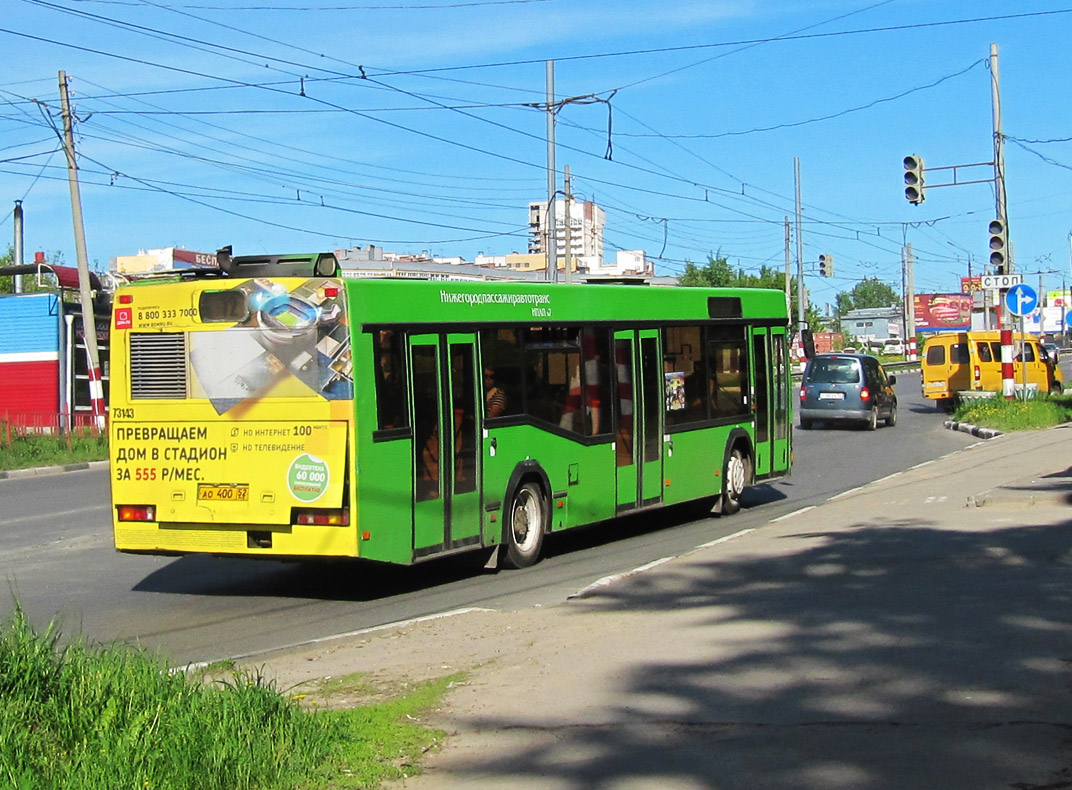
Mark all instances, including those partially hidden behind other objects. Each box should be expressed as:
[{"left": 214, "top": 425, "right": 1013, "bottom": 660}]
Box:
[{"left": 1000, "top": 329, "right": 1015, "bottom": 400}]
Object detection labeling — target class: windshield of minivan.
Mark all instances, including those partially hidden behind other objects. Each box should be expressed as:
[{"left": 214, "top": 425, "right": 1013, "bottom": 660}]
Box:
[{"left": 807, "top": 357, "right": 860, "bottom": 384}]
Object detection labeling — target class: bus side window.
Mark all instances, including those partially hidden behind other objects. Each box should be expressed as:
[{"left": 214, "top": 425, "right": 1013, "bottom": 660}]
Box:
[
  {"left": 708, "top": 326, "right": 749, "bottom": 419},
  {"left": 375, "top": 330, "right": 408, "bottom": 430},
  {"left": 582, "top": 328, "right": 612, "bottom": 436},
  {"left": 663, "top": 326, "right": 706, "bottom": 426},
  {"left": 975, "top": 342, "right": 992, "bottom": 363},
  {"left": 480, "top": 328, "right": 523, "bottom": 418}
]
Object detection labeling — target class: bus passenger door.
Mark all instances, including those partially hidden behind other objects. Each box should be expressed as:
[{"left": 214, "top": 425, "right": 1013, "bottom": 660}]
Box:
[
  {"left": 613, "top": 329, "right": 663, "bottom": 513},
  {"left": 749, "top": 329, "right": 773, "bottom": 479},
  {"left": 750, "top": 327, "right": 791, "bottom": 479},
  {"left": 409, "top": 334, "right": 481, "bottom": 557},
  {"left": 445, "top": 334, "right": 480, "bottom": 546}
]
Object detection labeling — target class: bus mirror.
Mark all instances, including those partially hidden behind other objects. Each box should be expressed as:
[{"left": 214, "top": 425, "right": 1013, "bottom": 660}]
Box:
[
  {"left": 801, "top": 328, "right": 816, "bottom": 360},
  {"left": 217, "top": 245, "right": 235, "bottom": 275},
  {"left": 315, "top": 253, "right": 339, "bottom": 277}
]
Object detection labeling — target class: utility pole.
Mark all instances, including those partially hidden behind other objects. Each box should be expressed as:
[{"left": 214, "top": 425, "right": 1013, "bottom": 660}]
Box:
[
  {"left": 784, "top": 216, "right": 791, "bottom": 311},
  {"left": 13, "top": 200, "right": 24, "bottom": 294},
  {"left": 563, "top": 165, "right": 573, "bottom": 285},
  {"left": 991, "top": 43, "right": 1008, "bottom": 272},
  {"left": 989, "top": 43, "right": 1015, "bottom": 399},
  {"left": 1040, "top": 271, "right": 1046, "bottom": 339},
  {"left": 905, "top": 244, "right": 916, "bottom": 360},
  {"left": 545, "top": 61, "right": 557, "bottom": 283},
  {"left": 794, "top": 157, "right": 804, "bottom": 329},
  {"left": 59, "top": 70, "right": 106, "bottom": 427}
]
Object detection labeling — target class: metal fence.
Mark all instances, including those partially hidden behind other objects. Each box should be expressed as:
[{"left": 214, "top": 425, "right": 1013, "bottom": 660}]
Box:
[{"left": 1, "top": 411, "right": 107, "bottom": 446}]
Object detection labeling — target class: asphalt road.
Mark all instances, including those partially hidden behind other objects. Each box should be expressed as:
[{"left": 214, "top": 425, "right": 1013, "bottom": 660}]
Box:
[{"left": 0, "top": 370, "right": 980, "bottom": 666}]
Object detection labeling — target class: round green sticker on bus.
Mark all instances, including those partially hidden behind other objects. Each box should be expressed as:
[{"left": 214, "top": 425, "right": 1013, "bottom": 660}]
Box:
[{"left": 288, "top": 453, "right": 329, "bottom": 502}]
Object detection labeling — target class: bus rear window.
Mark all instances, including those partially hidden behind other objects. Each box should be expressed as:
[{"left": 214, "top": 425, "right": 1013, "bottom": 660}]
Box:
[{"left": 199, "top": 290, "right": 249, "bottom": 322}]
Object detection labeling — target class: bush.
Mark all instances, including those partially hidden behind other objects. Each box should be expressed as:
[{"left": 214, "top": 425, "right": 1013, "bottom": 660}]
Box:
[
  {"left": 0, "top": 605, "right": 451, "bottom": 789},
  {"left": 952, "top": 393, "right": 1072, "bottom": 432}
]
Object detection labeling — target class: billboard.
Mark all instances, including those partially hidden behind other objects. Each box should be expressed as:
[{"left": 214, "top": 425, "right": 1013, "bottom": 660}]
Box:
[
  {"left": 914, "top": 293, "right": 973, "bottom": 332},
  {"left": 113, "top": 247, "right": 218, "bottom": 275}
]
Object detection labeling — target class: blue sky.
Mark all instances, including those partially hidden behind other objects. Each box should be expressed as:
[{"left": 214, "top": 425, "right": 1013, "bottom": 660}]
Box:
[{"left": 2, "top": 0, "right": 1072, "bottom": 309}]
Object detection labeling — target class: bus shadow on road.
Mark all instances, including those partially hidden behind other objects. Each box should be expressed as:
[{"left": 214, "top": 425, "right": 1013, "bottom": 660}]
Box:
[{"left": 131, "top": 485, "right": 788, "bottom": 602}]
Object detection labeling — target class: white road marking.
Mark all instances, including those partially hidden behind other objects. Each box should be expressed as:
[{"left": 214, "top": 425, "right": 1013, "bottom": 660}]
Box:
[
  {"left": 2, "top": 504, "right": 110, "bottom": 526},
  {"left": 770, "top": 506, "right": 816, "bottom": 522},
  {"left": 696, "top": 527, "right": 755, "bottom": 549},
  {"left": 180, "top": 607, "right": 496, "bottom": 670},
  {"left": 568, "top": 556, "right": 675, "bottom": 599}
]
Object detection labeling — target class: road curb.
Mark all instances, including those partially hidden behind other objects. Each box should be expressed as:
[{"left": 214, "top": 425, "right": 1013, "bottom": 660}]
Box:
[
  {"left": 0, "top": 459, "right": 109, "bottom": 481},
  {"left": 943, "top": 419, "right": 1004, "bottom": 440},
  {"left": 967, "top": 491, "right": 1071, "bottom": 508}
]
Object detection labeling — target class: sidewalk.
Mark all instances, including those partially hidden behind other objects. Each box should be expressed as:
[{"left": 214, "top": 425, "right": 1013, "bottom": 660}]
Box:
[{"left": 258, "top": 426, "right": 1072, "bottom": 790}]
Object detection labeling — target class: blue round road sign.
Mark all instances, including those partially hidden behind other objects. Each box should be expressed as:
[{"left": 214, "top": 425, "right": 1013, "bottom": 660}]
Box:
[{"left": 1005, "top": 283, "right": 1038, "bottom": 317}]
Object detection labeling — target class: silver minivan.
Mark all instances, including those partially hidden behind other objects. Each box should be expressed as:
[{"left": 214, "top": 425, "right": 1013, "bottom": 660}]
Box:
[{"left": 798, "top": 353, "right": 897, "bottom": 430}]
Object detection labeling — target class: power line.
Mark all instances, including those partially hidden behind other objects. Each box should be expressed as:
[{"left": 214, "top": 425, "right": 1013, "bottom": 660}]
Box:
[
  {"left": 68, "top": 0, "right": 551, "bottom": 8},
  {"left": 368, "top": 8, "right": 1072, "bottom": 78}
]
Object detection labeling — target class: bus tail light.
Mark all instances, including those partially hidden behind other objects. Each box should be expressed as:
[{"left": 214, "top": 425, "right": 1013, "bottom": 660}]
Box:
[
  {"left": 117, "top": 505, "right": 156, "bottom": 522},
  {"left": 860, "top": 387, "right": 871, "bottom": 401},
  {"left": 293, "top": 508, "right": 350, "bottom": 526}
]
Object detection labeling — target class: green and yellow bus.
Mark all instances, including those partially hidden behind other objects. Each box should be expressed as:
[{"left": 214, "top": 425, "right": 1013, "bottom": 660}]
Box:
[{"left": 110, "top": 251, "right": 792, "bottom": 568}]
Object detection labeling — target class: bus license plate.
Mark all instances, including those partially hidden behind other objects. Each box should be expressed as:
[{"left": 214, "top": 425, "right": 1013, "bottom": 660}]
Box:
[{"left": 197, "top": 484, "right": 249, "bottom": 502}]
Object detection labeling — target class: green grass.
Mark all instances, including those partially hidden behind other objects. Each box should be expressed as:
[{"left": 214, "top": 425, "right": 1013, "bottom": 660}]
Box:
[
  {"left": 0, "top": 434, "right": 108, "bottom": 472},
  {"left": 953, "top": 393, "right": 1072, "bottom": 432},
  {"left": 0, "top": 605, "right": 454, "bottom": 789}
]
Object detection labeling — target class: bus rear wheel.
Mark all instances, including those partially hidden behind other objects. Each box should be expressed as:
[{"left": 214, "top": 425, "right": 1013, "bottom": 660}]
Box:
[
  {"left": 502, "top": 482, "right": 546, "bottom": 569},
  {"left": 719, "top": 445, "right": 750, "bottom": 516}
]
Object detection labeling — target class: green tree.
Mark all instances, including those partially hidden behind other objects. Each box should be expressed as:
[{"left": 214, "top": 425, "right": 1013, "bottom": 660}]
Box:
[
  {"left": 678, "top": 253, "right": 737, "bottom": 287},
  {"left": 680, "top": 252, "right": 822, "bottom": 329},
  {"left": 839, "top": 277, "right": 899, "bottom": 312},
  {"left": 0, "top": 246, "right": 59, "bottom": 295}
]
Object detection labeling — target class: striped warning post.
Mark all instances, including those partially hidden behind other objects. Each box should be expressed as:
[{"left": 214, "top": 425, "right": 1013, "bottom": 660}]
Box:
[{"left": 1000, "top": 329, "right": 1015, "bottom": 400}]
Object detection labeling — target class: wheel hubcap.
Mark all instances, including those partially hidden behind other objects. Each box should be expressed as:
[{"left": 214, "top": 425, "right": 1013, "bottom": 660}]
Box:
[
  {"left": 727, "top": 453, "right": 745, "bottom": 496},
  {"left": 513, "top": 490, "right": 540, "bottom": 550}
]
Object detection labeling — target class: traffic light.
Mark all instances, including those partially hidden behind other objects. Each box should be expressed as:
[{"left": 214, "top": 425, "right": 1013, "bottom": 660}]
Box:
[
  {"left": 988, "top": 218, "right": 1008, "bottom": 273},
  {"left": 818, "top": 253, "right": 833, "bottom": 277},
  {"left": 903, "top": 155, "right": 925, "bottom": 205}
]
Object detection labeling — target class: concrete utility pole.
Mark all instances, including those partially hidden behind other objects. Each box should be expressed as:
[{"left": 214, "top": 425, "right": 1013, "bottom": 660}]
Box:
[
  {"left": 563, "top": 165, "right": 572, "bottom": 285},
  {"left": 905, "top": 244, "right": 917, "bottom": 361},
  {"left": 794, "top": 158, "right": 804, "bottom": 328},
  {"left": 991, "top": 43, "right": 1008, "bottom": 272},
  {"left": 59, "top": 70, "right": 106, "bottom": 427},
  {"left": 784, "top": 216, "right": 791, "bottom": 311},
  {"left": 989, "top": 43, "right": 1015, "bottom": 400},
  {"left": 545, "top": 61, "right": 557, "bottom": 283}
]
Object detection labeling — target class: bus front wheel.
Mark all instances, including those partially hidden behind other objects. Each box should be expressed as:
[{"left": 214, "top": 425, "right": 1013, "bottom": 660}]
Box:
[
  {"left": 719, "top": 445, "right": 750, "bottom": 516},
  {"left": 502, "top": 482, "right": 546, "bottom": 569}
]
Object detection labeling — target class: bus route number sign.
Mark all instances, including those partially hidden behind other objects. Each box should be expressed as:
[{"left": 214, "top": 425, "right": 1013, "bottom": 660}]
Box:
[{"left": 980, "top": 273, "right": 1023, "bottom": 290}]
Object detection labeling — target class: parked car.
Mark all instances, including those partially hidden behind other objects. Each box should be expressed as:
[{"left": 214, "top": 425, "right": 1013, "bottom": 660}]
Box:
[
  {"left": 881, "top": 338, "right": 905, "bottom": 355},
  {"left": 798, "top": 353, "right": 898, "bottom": 430}
]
